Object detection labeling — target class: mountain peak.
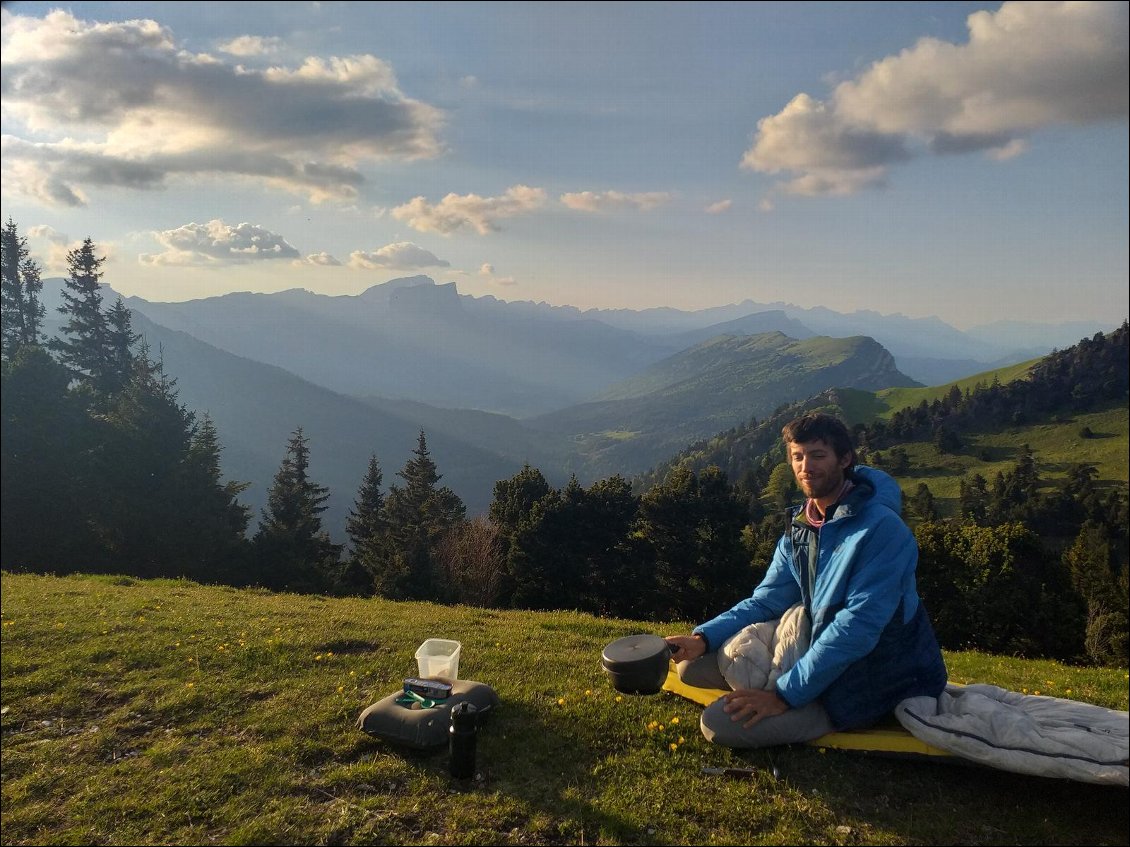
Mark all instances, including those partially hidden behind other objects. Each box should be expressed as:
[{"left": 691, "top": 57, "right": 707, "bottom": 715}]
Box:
[{"left": 359, "top": 275, "right": 436, "bottom": 299}]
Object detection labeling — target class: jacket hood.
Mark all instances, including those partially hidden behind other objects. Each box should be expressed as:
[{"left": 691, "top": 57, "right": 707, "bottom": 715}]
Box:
[{"left": 848, "top": 465, "right": 902, "bottom": 514}]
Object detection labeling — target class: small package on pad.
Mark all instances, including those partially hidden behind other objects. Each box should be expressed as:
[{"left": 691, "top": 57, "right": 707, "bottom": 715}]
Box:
[{"left": 404, "top": 677, "right": 453, "bottom": 701}]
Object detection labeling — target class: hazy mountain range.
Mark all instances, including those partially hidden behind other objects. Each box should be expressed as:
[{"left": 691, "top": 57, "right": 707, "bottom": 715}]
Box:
[{"left": 37, "top": 275, "right": 1117, "bottom": 541}]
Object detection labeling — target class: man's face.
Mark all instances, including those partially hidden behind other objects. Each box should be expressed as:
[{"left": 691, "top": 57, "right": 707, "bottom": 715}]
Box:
[{"left": 788, "top": 438, "right": 852, "bottom": 501}]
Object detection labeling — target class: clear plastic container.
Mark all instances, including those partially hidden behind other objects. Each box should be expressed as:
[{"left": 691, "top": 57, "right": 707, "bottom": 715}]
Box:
[{"left": 415, "top": 638, "right": 462, "bottom": 680}]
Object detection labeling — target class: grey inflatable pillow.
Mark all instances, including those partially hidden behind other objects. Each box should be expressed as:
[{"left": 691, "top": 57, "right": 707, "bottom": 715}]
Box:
[{"left": 356, "top": 679, "right": 500, "bottom": 750}]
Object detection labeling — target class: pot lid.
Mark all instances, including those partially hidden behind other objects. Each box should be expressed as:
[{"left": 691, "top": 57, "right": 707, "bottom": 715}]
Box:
[{"left": 601, "top": 634, "right": 670, "bottom": 671}]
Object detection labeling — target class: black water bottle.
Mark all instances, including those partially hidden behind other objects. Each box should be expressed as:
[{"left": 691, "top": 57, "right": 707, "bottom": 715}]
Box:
[{"left": 449, "top": 702, "right": 478, "bottom": 779}]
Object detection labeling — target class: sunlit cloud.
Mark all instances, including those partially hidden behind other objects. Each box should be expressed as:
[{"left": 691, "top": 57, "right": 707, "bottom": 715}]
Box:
[
  {"left": 391, "top": 185, "right": 546, "bottom": 235},
  {"left": 27, "top": 224, "right": 68, "bottom": 244},
  {"left": 985, "top": 139, "right": 1029, "bottom": 162},
  {"left": 0, "top": 9, "right": 444, "bottom": 206},
  {"left": 559, "top": 190, "right": 672, "bottom": 212},
  {"left": 294, "top": 252, "right": 343, "bottom": 267},
  {"left": 25, "top": 224, "right": 80, "bottom": 271},
  {"left": 139, "top": 220, "right": 301, "bottom": 266},
  {"left": 742, "top": 1, "right": 1128, "bottom": 196},
  {"left": 348, "top": 241, "right": 450, "bottom": 270},
  {"left": 704, "top": 199, "right": 732, "bottom": 214},
  {"left": 216, "top": 35, "right": 282, "bottom": 56},
  {"left": 474, "top": 261, "right": 516, "bottom": 287}
]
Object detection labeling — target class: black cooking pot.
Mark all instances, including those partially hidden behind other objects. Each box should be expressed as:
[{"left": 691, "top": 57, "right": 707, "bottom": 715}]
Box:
[{"left": 601, "top": 634, "right": 675, "bottom": 695}]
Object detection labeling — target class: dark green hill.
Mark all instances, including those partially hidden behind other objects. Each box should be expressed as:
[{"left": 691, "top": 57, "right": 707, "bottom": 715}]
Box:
[{"left": 531, "top": 332, "right": 919, "bottom": 478}]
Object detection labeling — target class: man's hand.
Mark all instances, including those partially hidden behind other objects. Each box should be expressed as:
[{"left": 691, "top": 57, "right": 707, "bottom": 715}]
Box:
[
  {"left": 721, "top": 687, "right": 790, "bottom": 728},
  {"left": 664, "top": 634, "right": 707, "bottom": 663}
]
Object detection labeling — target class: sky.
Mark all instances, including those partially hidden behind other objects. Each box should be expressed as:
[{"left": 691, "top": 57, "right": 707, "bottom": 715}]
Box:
[{"left": 1, "top": 1, "right": 1127, "bottom": 330}]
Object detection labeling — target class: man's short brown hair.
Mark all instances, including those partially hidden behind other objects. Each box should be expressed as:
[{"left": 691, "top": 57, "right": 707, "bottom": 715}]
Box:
[{"left": 782, "top": 413, "right": 855, "bottom": 471}]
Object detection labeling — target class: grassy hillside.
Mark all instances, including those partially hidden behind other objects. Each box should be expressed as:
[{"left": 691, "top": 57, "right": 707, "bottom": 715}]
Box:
[
  {"left": 3, "top": 572, "right": 1126, "bottom": 846},
  {"left": 887, "top": 402, "right": 1128, "bottom": 510},
  {"left": 866, "top": 352, "right": 1126, "bottom": 509},
  {"left": 873, "top": 358, "right": 1040, "bottom": 418}
]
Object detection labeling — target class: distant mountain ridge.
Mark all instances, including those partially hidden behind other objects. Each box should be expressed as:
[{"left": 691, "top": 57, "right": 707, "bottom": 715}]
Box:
[
  {"left": 121, "top": 278, "right": 670, "bottom": 418},
  {"left": 114, "top": 275, "right": 1117, "bottom": 416}
]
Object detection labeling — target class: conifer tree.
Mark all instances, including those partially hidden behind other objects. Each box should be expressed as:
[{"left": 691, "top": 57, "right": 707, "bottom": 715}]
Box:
[
  {"left": 92, "top": 342, "right": 196, "bottom": 574},
  {"left": 177, "top": 414, "right": 252, "bottom": 582},
  {"left": 380, "top": 431, "right": 465, "bottom": 600},
  {"left": 348, "top": 455, "right": 386, "bottom": 548},
  {"left": 253, "top": 427, "right": 341, "bottom": 592},
  {"left": 51, "top": 238, "right": 112, "bottom": 392},
  {"left": 342, "top": 455, "right": 387, "bottom": 595},
  {"left": 104, "top": 297, "right": 140, "bottom": 395},
  {"left": 0, "top": 219, "right": 46, "bottom": 359},
  {"left": 577, "top": 474, "right": 642, "bottom": 616}
]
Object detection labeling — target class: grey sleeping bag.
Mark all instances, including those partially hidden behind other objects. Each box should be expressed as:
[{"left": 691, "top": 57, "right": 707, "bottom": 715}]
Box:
[{"left": 896, "top": 683, "right": 1129, "bottom": 787}]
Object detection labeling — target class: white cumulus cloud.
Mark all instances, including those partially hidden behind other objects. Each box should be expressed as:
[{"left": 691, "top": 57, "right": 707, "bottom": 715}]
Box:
[
  {"left": 391, "top": 185, "right": 546, "bottom": 235},
  {"left": 216, "top": 35, "right": 282, "bottom": 57},
  {"left": 704, "top": 199, "right": 732, "bottom": 214},
  {"left": 27, "top": 223, "right": 69, "bottom": 244},
  {"left": 742, "top": 1, "right": 1128, "bottom": 196},
  {"left": 140, "top": 220, "right": 301, "bottom": 266},
  {"left": 559, "top": 190, "right": 672, "bottom": 212},
  {"left": 348, "top": 242, "right": 450, "bottom": 270},
  {"left": 0, "top": 9, "right": 444, "bottom": 206}
]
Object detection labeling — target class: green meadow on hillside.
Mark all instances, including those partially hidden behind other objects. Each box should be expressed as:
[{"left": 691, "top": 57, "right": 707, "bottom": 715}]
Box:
[
  {"left": 2, "top": 572, "right": 1126, "bottom": 846},
  {"left": 874, "top": 359, "right": 1042, "bottom": 417},
  {"left": 882, "top": 402, "right": 1128, "bottom": 512}
]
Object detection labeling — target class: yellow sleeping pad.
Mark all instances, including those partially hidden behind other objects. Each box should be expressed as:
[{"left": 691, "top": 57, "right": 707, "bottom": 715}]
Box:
[{"left": 662, "top": 664, "right": 955, "bottom": 758}]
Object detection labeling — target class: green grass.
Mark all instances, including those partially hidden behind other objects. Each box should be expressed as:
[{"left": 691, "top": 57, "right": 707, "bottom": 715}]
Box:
[{"left": 2, "top": 571, "right": 1127, "bottom": 846}]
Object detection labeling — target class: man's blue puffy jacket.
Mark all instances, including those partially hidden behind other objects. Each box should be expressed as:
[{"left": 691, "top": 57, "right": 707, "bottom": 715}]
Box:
[{"left": 694, "top": 465, "right": 947, "bottom": 729}]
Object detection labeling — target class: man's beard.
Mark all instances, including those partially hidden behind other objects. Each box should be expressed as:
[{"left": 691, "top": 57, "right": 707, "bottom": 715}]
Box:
[{"left": 799, "top": 473, "right": 844, "bottom": 501}]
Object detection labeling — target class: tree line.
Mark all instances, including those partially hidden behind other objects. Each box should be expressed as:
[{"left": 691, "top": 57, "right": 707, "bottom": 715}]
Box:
[{"left": 2, "top": 222, "right": 1127, "bottom": 666}]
